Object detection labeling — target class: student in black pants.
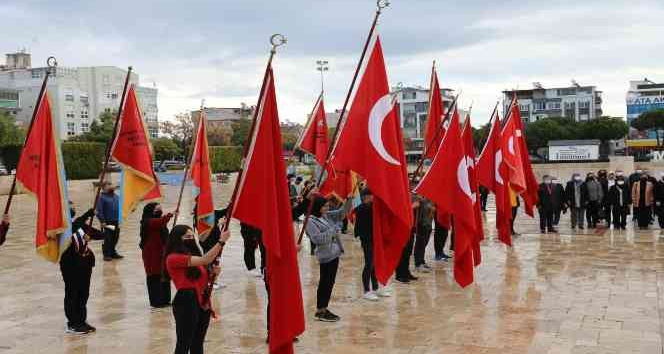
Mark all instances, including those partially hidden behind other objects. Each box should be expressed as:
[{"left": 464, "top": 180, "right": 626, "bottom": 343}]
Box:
[
  {"left": 395, "top": 196, "right": 422, "bottom": 283},
  {"left": 240, "top": 223, "right": 265, "bottom": 278},
  {"left": 433, "top": 217, "right": 452, "bottom": 261},
  {"left": 60, "top": 202, "right": 104, "bottom": 335},
  {"left": 165, "top": 225, "right": 230, "bottom": 354},
  {"left": 354, "top": 188, "right": 391, "bottom": 301},
  {"left": 96, "top": 181, "right": 122, "bottom": 261}
]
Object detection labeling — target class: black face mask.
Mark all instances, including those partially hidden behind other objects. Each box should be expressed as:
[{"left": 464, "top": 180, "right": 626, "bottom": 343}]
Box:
[
  {"left": 154, "top": 210, "right": 163, "bottom": 218},
  {"left": 184, "top": 239, "right": 200, "bottom": 256},
  {"left": 70, "top": 209, "right": 76, "bottom": 219}
]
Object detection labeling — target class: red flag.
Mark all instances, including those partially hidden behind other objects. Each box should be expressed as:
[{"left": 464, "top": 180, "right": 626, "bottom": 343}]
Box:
[
  {"left": 501, "top": 105, "right": 527, "bottom": 194},
  {"left": 477, "top": 113, "right": 512, "bottom": 246},
  {"left": 111, "top": 86, "right": 160, "bottom": 224},
  {"left": 296, "top": 93, "right": 329, "bottom": 166},
  {"left": 190, "top": 111, "right": 214, "bottom": 236},
  {"left": 231, "top": 65, "right": 304, "bottom": 354},
  {"left": 415, "top": 108, "right": 475, "bottom": 287},
  {"left": 319, "top": 167, "right": 354, "bottom": 201},
  {"left": 331, "top": 36, "right": 412, "bottom": 284},
  {"left": 511, "top": 101, "right": 539, "bottom": 217},
  {"left": 16, "top": 90, "right": 71, "bottom": 262},
  {"left": 462, "top": 114, "right": 484, "bottom": 266},
  {"left": 423, "top": 64, "right": 445, "bottom": 159}
]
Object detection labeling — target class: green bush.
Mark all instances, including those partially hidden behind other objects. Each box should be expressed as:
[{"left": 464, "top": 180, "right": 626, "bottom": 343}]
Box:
[
  {"left": 0, "top": 144, "right": 22, "bottom": 171},
  {"left": 209, "top": 146, "right": 242, "bottom": 173},
  {"left": 62, "top": 142, "right": 106, "bottom": 180}
]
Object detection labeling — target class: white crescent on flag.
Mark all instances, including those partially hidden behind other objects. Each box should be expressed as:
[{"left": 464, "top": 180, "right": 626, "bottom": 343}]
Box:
[
  {"left": 368, "top": 94, "right": 400, "bottom": 166},
  {"left": 495, "top": 151, "right": 504, "bottom": 185}
]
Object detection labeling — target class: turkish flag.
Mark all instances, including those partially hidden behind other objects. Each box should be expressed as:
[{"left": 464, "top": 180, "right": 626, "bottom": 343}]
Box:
[
  {"left": 415, "top": 108, "right": 475, "bottom": 287},
  {"left": 476, "top": 114, "right": 512, "bottom": 246},
  {"left": 331, "top": 36, "right": 412, "bottom": 284},
  {"left": 297, "top": 93, "right": 329, "bottom": 166},
  {"left": 501, "top": 107, "right": 526, "bottom": 194},
  {"left": 320, "top": 167, "right": 355, "bottom": 201},
  {"left": 190, "top": 111, "right": 214, "bottom": 236},
  {"left": 423, "top": 64, "right": 445, "bottom": 159},
  {"left": 16, "top": 89, "right": 72, "bottom": 262},
  {"left": 461, "top": 115, "right": 484, "bottom": 266},
  {"left": 510, "top": 101, "right": 539, "bottom": 217},
  {"left": 231, "top": 65, "right": 304, "bottom": 354}
]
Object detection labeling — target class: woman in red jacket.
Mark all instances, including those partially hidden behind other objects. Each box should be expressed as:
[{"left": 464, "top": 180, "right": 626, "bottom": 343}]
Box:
[
  {"left": 140, "top": 202, "right": 174, "bottom": 308},
  {"left": 165, "top": 224, "right": 230, "bottom": 354}
]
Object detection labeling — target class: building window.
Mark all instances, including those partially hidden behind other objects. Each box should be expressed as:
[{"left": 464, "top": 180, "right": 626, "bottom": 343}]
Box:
[
  {"left": 80, "top": 122, "right": 89, "bottom": 132},
  {"left": 564, "top": 102, "right": 575, "bottom": 109},
  {"left": 81, "top": 110, "right": 89, "bottom": 120},
  {"left": 519, "top": 104, "right": 529, "bottom": 112},
  {"left": 104, "top": 108, "right": 111, "bottom": 113},
  {"left": 66, "top": 105, "right": 75, "bottom": 119},
  {"left": 579, "top": 101, "right": 590, "bottom": 109},
  {"left": 148, "top": 128, "right": 158, "bottom": 138},
  {"left": 402, "top": 91, "right": 417, "bottom": 100},
  {"left": 547, "top": 102, "right": 561, "bottom": 110},
  {"left": 534, "top": 102, "right": 546, "bottom": 111},
  {"left": 414, "top": 102, "right": 428, "bottom": 113},
  {"left": 80, "top": 94, "right": 89, "bottom": 105},
  {"left": 67, "top": 122, "right": 76, "bottom": 136},
  {"left": 64, "top": 89, "right": 74, "bottom": 102},
  {"left": 557, "top": 88, "right": 576, "bottom": 96},
  {"left": 31, "top": 70, "right": 41, "bottom": 79}
]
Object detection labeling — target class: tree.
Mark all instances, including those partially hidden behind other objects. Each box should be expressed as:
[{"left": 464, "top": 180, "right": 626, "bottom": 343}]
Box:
[
  {"left": 151, "top": 138, "right": 182, "bottom": 161},
  {"left": 160, "top": 112, "right": 195, "bottom": 153},
  {"left": 524, "top": 117, "right": 578, "bottom": 155},
  {"left": 581, "top": 116, "right": 629, "bottom": 142},
  {"left": 631, "top": 109, "right": 664, "bottom": 146},
  {"left": 207, "top": 124, "right": 233, "bottom": 146},
  {"left": 230, "top": 119, "right": 252, "bottom": 146},
  {"left": 69, "top": 111, "right": 115, "bottom": 143},
  {"left": 0, "top": 112, "right": 25, "bottom": 147},
  {"left": 472, "top": 123, "right": 490, "bottom": 152}
]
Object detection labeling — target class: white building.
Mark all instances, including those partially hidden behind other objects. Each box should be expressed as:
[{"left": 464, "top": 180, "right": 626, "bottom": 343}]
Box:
[
  {"left": 0, "top": 52, "right": 159, "bottom": 139},
  {"left": 503, "top": 82, "right": 603, "bottom": 123}
]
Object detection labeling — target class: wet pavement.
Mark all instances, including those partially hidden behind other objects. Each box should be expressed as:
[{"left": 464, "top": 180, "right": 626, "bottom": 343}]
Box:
[{"left": 1, "top": 177, "right": 663, "bottom": 353}]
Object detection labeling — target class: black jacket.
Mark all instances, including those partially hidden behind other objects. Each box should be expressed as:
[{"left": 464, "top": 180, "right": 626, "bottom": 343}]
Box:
[
  {"left": 537, "top": 183, "right": 563, "bottom": 211},
  {"left": 565, "top": 181, "right": 589, "bottom": 208},
  {"left": 353, "top": 202, "right": 373, "bottom": 239},
  {"left": 200, "top": 208, "right": 228, "bottom": 252},
  {"left": 607, "top": 184, "right": 632, "bottom": 207},
  {"left": 655, "top": 181, "right": 664, "bottom": 204},
  {"left": 60, "top": 209, "right": 100, "bottom": 270}
]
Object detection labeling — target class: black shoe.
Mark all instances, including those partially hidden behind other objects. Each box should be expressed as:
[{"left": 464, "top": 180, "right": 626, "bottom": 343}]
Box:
[
  {"left": 540, "top": 229, "right": 546, "bottom": 234},
  {"left": 82, "top": 323, "right": 96, "bottom": 332},
  {"left": 111, "top": 253, "right": 124, "bottom": 259},
  {"left": 395, "top": 277, "right": 410, "bottom": 284},
  {"left": 578, "top": 225, "right": 584, "bottom": 229},
  {"left": 66, "top": 325, "right": 90, "bottom": 335},
  {"left": 549, "top": 229, "right": 558, "bottom": 233},
  {"left": 315, "top": 310, "right": 340, "bottom": 322},
  {"left": 407, "top": 274, "right": 418, "bottom": 281},
  {"left": 103, "top": 257, "right": 113, "bottom": 262}
]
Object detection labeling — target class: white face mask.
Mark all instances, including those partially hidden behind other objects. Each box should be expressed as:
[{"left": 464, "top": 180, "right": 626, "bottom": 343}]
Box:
[
  {"left": 552, "top": 180, "right": 559, "bottom": 184},
  {"left": 617, "top": 181, "right": 625, "bottom": 185},
  {"left": 574, "top": 176, "right": 582, "bottom": 181}
]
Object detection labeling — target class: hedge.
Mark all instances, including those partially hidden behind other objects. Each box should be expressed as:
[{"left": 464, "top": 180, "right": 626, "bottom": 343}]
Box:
[
  {"left": 0, "top": 144, "right": 22, "bottom": 171},
  {"left": 209, "top": 146, "right": 242, "bottom": 173},
  {"left": 62, "top": 142, "right": 106, "bottom": 180}
]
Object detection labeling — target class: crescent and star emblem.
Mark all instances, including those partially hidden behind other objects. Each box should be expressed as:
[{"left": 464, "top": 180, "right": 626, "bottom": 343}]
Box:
[{"left": 368, "top": 94, "right": 401, "bottom": 166}]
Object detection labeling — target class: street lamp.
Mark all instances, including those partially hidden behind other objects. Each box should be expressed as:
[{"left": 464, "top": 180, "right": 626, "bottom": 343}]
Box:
[{"left": 316, "top": 60, "right": 329, "bottom": 93}]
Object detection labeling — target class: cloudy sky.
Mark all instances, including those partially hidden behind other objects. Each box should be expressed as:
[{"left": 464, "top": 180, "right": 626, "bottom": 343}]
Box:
[{"left": 3, "top": 0, "right": 664, "bottom": 126}]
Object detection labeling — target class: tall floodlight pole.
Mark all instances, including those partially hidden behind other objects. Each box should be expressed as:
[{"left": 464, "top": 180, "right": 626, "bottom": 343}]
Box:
[{"left": 316, "top": 60, "right": 329, "bottom": 93}]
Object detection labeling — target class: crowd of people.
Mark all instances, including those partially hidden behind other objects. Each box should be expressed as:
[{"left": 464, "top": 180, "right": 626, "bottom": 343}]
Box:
[{"left": 535, "top": 168, "right": 664, "bottom": 232}]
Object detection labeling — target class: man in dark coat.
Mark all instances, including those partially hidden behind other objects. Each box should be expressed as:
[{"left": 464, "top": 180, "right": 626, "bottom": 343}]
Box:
[
  {"left": 551, "top": 176, "right": 566, "bottom": 226},
  {"left": 537, "top": 175, "right": 559, "bottom": 233},
  {"left": 565, "top": 173, "right": 589, "bottom": 229}
]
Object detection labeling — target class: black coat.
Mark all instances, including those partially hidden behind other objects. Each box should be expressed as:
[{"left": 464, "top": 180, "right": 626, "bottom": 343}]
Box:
[
  {"left": 60, "top": 209, "right": 100, "bottom": 270},
  {"left": 565, "top": 181, "right": 589, "bottom": 208},
  {"left": 353, "top": 202, "right": 373, "bottom": 239},
  {"left": 655, "top": 181, "right": 664, "bottom": 204},
  {"left": 537, "top": 183, "right": 561, "bottom": 211},
  {"left": 607, "top": 184, "right": 632, "bottom": 207}
]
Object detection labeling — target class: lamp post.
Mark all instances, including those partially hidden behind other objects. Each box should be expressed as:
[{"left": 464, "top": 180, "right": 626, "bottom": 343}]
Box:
[{"left": 316, "top": 60, "right": 329, "bottom": 93}]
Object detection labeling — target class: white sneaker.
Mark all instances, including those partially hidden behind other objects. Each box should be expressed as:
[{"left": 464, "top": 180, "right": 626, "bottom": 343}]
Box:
[
  {"left": 376, "top": 288, "right": 392, "bottom": 297},
  {"left": 213, "top": 281, "right": 226, "bottom": 289},
  {"left": 362, "top": 292, "right": 379, "bottom": 301},
  {"left": 248, "top": 269, "right": 263, "bottom": 278},
  {"left": 416, "top": 265, "right": 431, "bottom": 273}
]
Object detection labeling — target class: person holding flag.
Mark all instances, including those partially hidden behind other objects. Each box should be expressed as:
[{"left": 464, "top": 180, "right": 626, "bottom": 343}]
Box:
[{"left": 139, "top": 202, "right": 175, "bottom": 308}]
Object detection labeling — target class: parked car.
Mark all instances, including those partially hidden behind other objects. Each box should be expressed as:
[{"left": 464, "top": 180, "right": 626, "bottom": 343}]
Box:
[
  {"left": 162, "top": 160, "right": 186, "bottom": 170},
  {"left": 105, "top": 161, "right": 122, "bottom": 172},
  {"left": 0, "top": 164, "right": 8, "bottom": 176},
  {"left": 153, "top": 161, "right": 167, "bottom": 173}
]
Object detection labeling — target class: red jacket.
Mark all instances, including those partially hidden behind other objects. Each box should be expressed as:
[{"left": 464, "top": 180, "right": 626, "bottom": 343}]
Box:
[{"left": 141, "top": 215, "right": 172, "bottom": 275}]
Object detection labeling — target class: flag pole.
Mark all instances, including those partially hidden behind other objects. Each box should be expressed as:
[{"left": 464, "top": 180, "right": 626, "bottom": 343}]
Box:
[
  {"left": 0, "top": 57, "right": 57, "bottom": 246},
  {"left": 409, "top": 93, "right": 460, "bottom": 185},
  {"left": 222, "top": 34, "right": 287, "bottom": 233},
  {"left": 89, "top": 66, "right": 133, "bottom": 225},
  {"left": 297, "top": 0, "right": 390, "bottom": 245},
  {"left": 172, "top": 100, "right": 205, "bottom": 227}
]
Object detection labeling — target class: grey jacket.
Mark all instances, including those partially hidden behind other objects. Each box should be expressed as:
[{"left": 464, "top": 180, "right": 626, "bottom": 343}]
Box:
[{"left": 306, "top": 200, "right": 352, "bottom": 264}]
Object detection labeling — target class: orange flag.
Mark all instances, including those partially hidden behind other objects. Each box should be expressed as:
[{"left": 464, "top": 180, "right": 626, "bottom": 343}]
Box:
[
  {"left": 111, "top": 85, "right": 160, "bottom": 224},
  {"left": 16, "top": 90, "right": 72, "bottom": 262},
  {"left": 190, "top": 111, "right": 214, "bottom": 236}
]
